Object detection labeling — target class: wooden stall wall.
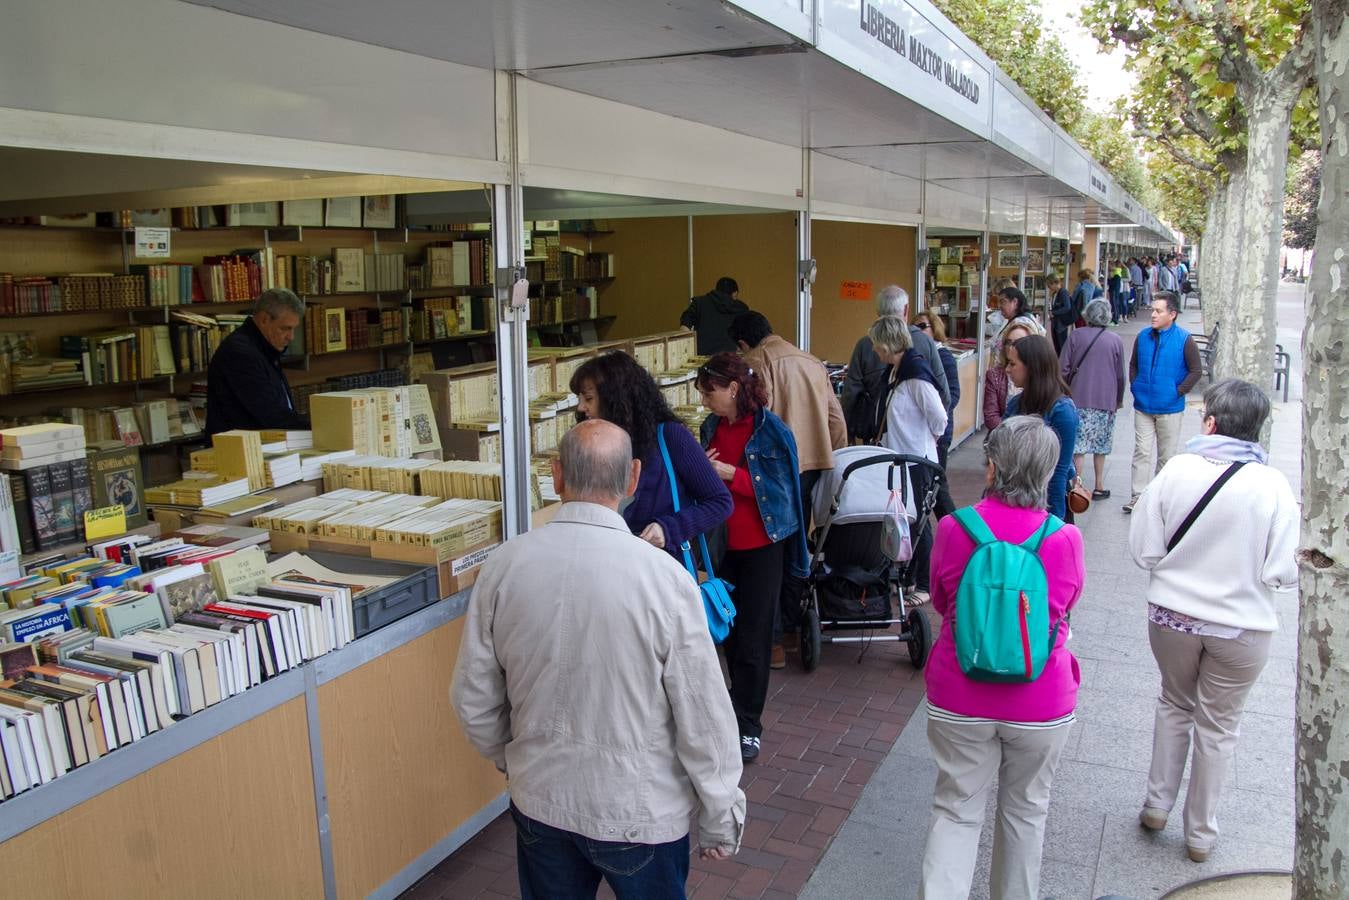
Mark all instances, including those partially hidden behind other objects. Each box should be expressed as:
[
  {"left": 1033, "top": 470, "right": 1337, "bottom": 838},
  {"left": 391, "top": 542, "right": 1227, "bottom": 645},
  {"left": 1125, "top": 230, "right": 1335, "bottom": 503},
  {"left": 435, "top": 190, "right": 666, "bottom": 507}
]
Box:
[
  {"left": 588, "top": 217, "right": 690, "bottom": 340},
  {"left": 692, "top": 213, "right": 798, "bottom": 344},
  {"left": 808, "top": 220, "right": 917, "bottom": 364},
  {"left": 0, "top": 699, "right": 323, "bottom": 899},
  {"left": 319, "top": 616, "right": 506, "bottom": 899}
]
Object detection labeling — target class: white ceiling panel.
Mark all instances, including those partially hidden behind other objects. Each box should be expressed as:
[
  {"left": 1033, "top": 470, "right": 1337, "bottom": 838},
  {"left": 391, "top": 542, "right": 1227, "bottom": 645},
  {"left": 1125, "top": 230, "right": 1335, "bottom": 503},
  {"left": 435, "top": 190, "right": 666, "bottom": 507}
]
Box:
[
  {"left": 184, "top": 0, "right": 794, "bottom": 71},
  {"left": 528, "top": 50, "right": 979, "bottom": 151}
]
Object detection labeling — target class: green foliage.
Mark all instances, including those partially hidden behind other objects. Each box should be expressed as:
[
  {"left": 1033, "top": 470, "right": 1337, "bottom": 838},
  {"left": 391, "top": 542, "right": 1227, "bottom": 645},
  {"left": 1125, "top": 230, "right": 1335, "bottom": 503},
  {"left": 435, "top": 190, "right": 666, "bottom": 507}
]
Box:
[
  {"left": 1148, "top": 151, "right": 1213, "bottom": 236},
  {"left": 934, "top": 0, "right": 1089, "bottom": 135},
  {"left": 1283, "top": 149, "right": 1320, "bottom": 249},
  {"left": 931, "top": 0, "right": 1153, "bottom": 201}
]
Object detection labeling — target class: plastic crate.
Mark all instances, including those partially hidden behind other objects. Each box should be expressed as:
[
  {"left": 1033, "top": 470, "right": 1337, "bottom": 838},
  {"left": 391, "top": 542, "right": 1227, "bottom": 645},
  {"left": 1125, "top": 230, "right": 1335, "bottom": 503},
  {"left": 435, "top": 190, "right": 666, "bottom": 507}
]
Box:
[{"left": 291, "top": 550, "right": 440, "bottom": 638}]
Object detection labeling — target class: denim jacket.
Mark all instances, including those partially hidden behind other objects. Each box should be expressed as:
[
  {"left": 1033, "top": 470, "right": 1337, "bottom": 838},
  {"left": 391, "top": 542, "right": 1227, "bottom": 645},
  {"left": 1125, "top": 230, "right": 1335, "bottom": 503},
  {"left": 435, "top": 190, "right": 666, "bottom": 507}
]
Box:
[{"left": 701, "top": 408, "right": 810, "bottom": 577}]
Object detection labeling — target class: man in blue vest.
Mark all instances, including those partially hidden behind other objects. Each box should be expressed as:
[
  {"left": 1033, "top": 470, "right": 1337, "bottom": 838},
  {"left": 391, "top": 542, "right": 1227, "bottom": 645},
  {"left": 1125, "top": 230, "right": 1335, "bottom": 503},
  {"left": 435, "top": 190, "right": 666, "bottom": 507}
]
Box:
[{"left": 1124, "top": 292, "right": 1203, "bottom": 513}]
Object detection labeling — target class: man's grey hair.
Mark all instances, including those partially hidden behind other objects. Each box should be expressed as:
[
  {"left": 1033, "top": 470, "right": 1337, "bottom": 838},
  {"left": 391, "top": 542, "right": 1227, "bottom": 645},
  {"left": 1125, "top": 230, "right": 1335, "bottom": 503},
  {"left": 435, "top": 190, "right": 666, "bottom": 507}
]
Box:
[
  {"left": 986, "top": 416, "right": 1061, "bottom": 509},
  {"left": 255, "top": 287, "right": 305, "bottom": 319},
  {"left": 1204, "top": 378, "right": 1270, "bottom": 444},
  {"left": 876, "top": 285, "right": 909, "bottom": 318},
  {"left": 1153, "top": 291, "right": 1181, "bottom": 315},
  {"left": 868, "top": 316, "right": 913, "bottom": 354},
  {"left": 1084, "top": 299, "right": 1111, "bottom": 328},
  {"left": 559, "top": 421, "right": 632, "bottom": 501}
]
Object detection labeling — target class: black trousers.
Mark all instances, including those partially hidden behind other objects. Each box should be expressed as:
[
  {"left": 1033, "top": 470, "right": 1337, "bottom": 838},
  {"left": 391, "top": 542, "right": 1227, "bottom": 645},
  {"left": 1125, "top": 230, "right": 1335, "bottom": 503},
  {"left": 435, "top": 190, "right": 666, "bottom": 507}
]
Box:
[
  {"left": 721, "top": 540, "right": 786, "bottom": 739},
  {"left": 908, "top": 466, "right": 935, "bottom": 593},
  {"left": 933, "top": 437, "right": 956, "bottom": 520}
]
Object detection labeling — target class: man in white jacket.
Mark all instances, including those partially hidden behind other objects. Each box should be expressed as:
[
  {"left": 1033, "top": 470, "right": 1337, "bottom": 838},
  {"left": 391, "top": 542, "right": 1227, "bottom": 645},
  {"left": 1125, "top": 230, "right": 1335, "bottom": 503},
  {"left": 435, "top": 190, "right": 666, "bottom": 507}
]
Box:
[
  {"left": 1129, "top": 379, "right": 1298, "bottom": 864},
  {"left": 452, "top": 419, "right": 745, "bottom": 898}
]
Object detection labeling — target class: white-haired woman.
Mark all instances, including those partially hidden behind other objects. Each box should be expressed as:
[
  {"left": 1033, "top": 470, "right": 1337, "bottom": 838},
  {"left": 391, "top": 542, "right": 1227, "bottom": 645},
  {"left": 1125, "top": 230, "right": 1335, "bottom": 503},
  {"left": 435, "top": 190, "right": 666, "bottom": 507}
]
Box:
[
  {"left": 868, "top": 316, "right": 947, "bottom": 603},
  {"left": 919, "top": 416, "right": 1085, "bottom": 900},
  {"left": 841, "top": 285, "right": 950, "bottom": 443},
  {"left": 1131, "top": 379, "right": 1298, "bottom": 863},
  {"left": 1059, "top": 298, "right": 1125, "bottom": 498}
]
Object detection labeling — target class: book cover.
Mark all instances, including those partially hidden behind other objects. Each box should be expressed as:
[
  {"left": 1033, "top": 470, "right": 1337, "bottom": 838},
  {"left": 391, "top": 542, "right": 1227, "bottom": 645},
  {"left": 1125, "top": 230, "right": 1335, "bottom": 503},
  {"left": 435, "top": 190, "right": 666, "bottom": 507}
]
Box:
[
  {"left": 407, "top": 384, "right": 442, "bottom": 453},
  {"left": 334, "top": 248, "right": 365, "bottom": 293},
  {"left": 158, "top": 572, "right": 218, "bottom": 622},
  {"left": 6, "top": 605, "right": 74, "bottom": 642},
  {"left": 282, "top": 199, "right": 324, "bottom": 227},
  {"left": 89, "top": 445, "right": 147, "bottom": 528},
  {"left": 49, "top": 462, "right": 77, "bottom": 544},
  {"left": 322, "top": 308, "right": 347, "bottom": 353},
  {"left": 101, "top": 594, "right": 168, "bottom": 638},
  {"left": 69, "top": 456, "right": 94, "bottom": 535},
  {"left": 0, "top": 643, "right": 38, "bottom": 681},
  {"left": 24, "top": 465, "right": 58, "bottom": 550},
  {"left": 362, "top": 195, "right": 396, "bottom": 229},
  {"left": 324, "top": 197, "right": 362, "bottom": 228},
  {"left": 208, "top": 546, "right": 268, "bottom": 599}
]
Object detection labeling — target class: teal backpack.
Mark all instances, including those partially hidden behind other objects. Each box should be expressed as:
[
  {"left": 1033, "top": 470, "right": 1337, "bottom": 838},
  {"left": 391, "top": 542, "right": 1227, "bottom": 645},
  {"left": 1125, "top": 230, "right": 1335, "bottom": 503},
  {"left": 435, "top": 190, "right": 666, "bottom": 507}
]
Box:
[{"left": 951, "top": 507, "right": 1064, "bottom": 683}]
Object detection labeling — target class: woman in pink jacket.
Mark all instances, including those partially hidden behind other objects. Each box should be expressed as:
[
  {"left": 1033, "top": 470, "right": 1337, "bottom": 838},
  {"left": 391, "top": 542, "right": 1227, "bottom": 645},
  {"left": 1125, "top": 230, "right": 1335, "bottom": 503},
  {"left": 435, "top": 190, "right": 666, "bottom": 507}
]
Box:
[{"left": 918, "top": 416, "right": 1086, "bottom": 900}]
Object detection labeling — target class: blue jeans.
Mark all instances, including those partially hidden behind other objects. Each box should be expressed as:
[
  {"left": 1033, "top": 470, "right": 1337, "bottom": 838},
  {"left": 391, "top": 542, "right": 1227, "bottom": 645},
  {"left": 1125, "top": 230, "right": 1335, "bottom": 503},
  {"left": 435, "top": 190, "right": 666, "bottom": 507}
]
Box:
[{"left": 511, "top": 804, "right": 690, "bottom": 900}]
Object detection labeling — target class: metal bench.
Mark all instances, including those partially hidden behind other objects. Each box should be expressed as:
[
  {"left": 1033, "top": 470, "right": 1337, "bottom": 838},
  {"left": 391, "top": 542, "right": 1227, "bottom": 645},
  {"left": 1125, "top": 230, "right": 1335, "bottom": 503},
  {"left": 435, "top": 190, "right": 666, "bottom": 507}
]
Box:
[
  {"left": 1274, "top": 343, "right": 1291, "bottom": 402},
  {"left": 1193, "top": 323, "right": 1219, "bottom": 380}
]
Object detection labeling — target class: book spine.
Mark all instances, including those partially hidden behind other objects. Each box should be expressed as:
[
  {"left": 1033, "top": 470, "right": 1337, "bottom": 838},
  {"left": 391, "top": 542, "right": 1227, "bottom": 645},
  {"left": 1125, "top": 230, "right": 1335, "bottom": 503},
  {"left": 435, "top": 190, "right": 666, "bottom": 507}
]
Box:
[
  {"left": 69, "top": 457, "right": 94, "bottom": 538},
  {"left": 49, "top": 461, "right": 77, "bottom": 544},
  {"left": 7, "top": 469, "right": 36, "bottom": 554},
  {"left": 25, "top": 465, "right": 57, "bottom": 550}
]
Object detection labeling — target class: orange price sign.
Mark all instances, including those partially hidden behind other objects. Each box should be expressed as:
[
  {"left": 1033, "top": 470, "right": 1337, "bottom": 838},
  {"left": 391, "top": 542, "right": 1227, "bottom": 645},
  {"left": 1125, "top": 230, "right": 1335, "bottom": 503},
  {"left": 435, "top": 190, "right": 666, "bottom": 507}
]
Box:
[{"left": 840, "top": 280, "right": 872, "bottom": 301}]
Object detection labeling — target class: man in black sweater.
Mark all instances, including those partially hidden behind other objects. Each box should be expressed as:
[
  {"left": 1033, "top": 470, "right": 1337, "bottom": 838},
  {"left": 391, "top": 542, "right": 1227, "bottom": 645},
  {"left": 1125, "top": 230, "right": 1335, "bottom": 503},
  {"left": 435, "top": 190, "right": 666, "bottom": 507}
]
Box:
[
  {"left": 205, "top": 288, "right": 310, "bottom": 435},
  {"left": 680, "top": 276, "right": 749, "bottom": 355}
]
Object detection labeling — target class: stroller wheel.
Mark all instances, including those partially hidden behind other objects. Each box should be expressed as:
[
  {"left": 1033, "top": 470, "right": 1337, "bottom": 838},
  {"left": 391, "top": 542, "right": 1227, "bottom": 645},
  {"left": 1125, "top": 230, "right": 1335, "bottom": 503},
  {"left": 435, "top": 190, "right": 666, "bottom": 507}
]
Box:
[
  {"left": 906, "top": 608, "right": 931, "bottom": 669},
  {"left": 800, "top": 600, "right": 822, "bottom": 673}
]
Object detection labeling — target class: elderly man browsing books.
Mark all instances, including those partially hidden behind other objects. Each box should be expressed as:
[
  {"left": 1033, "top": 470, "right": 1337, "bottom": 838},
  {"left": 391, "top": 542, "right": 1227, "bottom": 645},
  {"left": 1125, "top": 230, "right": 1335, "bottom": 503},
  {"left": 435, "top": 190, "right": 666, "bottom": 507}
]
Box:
[
  {"left": 205, "top": 288, "right": 310, "bottom": 435},
  {"left": 453, "top": 419, "right": 746, "bottom": 899}
]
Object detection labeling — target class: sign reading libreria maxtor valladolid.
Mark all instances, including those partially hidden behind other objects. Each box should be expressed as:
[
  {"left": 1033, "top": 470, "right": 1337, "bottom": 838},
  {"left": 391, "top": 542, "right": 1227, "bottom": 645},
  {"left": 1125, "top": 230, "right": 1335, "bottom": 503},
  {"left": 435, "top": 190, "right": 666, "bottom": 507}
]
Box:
[{"left": 820, "top": 0, "right": 990, "bottom": 134}]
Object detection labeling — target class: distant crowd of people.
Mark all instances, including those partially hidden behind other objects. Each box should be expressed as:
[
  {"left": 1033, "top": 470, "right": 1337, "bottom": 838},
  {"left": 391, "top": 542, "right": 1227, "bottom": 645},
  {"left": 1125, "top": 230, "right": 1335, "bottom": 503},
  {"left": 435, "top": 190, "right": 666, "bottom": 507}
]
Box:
[{"left": 448, "top": 268, "right": 1295, "bottom": 900}]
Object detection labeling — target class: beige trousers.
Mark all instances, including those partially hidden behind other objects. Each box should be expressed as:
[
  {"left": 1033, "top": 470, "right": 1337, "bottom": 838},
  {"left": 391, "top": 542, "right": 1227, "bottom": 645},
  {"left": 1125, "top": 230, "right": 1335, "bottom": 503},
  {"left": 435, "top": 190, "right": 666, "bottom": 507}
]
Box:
[
  {"left": 919, "top": 717, "right": 1073, "bottom": 900},
  {"left": 1145, "top": 623, "right": 1273, "bottom": 850},
  {"left": 1131, "top": 410, "right": 1184, "bottom": 497}
]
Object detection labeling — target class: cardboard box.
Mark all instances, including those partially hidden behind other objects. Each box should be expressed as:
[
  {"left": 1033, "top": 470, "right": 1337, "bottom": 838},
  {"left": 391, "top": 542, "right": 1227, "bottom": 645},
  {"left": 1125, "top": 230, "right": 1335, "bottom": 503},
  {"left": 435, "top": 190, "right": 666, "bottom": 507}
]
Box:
[{"left": 266, "top": 529, "right": 498, "bottom": 598}]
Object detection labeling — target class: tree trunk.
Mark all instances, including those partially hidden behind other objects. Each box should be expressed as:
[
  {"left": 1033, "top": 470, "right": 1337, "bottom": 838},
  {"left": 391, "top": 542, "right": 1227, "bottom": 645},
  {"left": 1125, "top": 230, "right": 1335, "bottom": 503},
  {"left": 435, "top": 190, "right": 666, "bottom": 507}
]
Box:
[
  {"left": 1220, "top": 88, "right": 1301, "bottom": 393},
  {"left": 1213, "top": 165, "right": 1247, "bottom": 358},
  {"left": 1295, "top": 3, "right": 1349, "bottom": 896},
  {"left": 1201, "top": 188, "right": 1225, "bottom": 328}
]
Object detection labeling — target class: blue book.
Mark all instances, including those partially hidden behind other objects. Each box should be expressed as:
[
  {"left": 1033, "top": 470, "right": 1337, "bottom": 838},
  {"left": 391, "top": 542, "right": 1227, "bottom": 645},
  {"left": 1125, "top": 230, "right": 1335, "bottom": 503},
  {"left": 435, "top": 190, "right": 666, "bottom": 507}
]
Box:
[{"left": 5, "top": 605, "right": 74, "bottom": 642}]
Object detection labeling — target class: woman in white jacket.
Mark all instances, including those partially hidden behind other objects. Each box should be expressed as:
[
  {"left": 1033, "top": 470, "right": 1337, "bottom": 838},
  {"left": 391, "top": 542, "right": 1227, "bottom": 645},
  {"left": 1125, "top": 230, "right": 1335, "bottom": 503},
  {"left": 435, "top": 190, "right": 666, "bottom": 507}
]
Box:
[
  {"left": 869, "top": 316, "right": 947, "bottom": 603},
  {"left": 1129, "top": 378, "right": 1298, "bottom": 864}
]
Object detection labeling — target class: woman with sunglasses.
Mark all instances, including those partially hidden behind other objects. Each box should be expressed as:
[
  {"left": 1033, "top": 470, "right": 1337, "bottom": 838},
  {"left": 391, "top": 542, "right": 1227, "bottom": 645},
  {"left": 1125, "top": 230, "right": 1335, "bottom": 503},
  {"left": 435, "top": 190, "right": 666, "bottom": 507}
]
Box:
[
  {"left": 570, "top": 351, "right": 731, "bottom": 556},
  {"left": 1005, "top": 334, "right": 1079, "bottom": 521},
  {"left": 697, "top": 353, "right": 809, "bottom": 763}
]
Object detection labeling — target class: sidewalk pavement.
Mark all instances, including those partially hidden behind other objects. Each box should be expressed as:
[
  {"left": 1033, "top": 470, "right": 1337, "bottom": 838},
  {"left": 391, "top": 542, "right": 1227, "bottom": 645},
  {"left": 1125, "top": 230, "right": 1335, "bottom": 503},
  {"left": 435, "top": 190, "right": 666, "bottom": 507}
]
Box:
[{"left": 802, "top": 284, "right": 1305, "bottom": 899}]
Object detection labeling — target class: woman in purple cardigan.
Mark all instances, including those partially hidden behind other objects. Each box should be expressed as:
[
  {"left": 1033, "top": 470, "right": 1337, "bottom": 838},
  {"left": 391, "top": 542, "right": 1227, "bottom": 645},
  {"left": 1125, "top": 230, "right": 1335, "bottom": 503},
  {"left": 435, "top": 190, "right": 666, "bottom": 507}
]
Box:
[
  {"left": 1059, "top": 299, "right": 1126, "bottom": 499},
  {"left": 570, "top": 352, "right": 731, "bottom": 555},
  {"left": 919, "top": 416, "right": 1086, "bottom": 900}
]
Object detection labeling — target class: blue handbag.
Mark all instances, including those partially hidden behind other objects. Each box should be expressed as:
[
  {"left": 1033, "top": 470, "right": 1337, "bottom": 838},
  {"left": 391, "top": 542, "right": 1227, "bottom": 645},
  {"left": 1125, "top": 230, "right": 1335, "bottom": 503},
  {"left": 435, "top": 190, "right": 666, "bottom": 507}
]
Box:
[{"left": 656, "top": 425, "right": 736, "bottom": 644}]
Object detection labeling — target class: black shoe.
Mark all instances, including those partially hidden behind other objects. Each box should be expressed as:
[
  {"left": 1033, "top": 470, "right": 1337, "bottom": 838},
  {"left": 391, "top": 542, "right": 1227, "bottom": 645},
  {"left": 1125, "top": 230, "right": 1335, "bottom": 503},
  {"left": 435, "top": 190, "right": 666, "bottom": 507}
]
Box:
[{"left": 740, "top": 735, "right": 761, "bottom": 762}]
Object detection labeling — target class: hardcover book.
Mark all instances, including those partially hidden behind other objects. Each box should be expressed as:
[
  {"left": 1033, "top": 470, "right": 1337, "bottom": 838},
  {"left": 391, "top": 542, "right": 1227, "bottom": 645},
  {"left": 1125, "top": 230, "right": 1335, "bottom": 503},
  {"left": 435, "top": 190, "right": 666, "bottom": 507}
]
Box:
[
  {"left": 88, "top": 444, "right": 147, "bottom": 528},
  {"left": 49, "top": 462, "right": 78, "bottom": 544},
  {"left": 24, "top": 466, "right": 58, "bottom": 550}
]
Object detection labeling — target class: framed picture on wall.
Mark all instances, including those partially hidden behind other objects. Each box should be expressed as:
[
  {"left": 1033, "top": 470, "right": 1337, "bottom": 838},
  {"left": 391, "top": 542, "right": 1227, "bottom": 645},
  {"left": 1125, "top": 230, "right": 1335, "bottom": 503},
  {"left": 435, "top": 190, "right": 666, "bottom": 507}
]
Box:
[
  {"left": 996, "top": 233, "right": 1021, "bottom": 247},
  {"left": 997, "top": 249, "right": 1021, "bottom": 269},
  {"left": 1026, "top": 249, "right": 1045, "bottom": 273}
]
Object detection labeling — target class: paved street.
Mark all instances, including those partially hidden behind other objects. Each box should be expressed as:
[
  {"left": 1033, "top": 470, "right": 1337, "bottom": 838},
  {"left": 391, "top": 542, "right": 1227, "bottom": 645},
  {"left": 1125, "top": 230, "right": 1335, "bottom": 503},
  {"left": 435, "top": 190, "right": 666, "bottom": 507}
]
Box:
[{"left": 803, "top": 282, "right": 1305, "bottom": 899}]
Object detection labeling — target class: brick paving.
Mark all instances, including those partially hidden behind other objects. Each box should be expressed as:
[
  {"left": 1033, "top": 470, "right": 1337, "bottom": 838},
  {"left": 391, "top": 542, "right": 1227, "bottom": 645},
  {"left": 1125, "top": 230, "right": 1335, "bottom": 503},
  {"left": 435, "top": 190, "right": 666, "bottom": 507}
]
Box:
[{"left": 403, "top": 601, "right": 944, "bottom": 899}]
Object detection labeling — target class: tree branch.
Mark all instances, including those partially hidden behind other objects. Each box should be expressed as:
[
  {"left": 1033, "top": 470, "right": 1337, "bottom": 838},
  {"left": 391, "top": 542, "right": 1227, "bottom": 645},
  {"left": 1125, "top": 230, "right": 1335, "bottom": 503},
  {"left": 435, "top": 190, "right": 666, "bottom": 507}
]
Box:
[
  {"left": 1264, "top": 13, "right": 1317, "bottom": 99},
  {"left": 1134, "top": 125, "right": 1218, "bottom": 173},
  {"left": 1199, "top": 0, "right": 1264, "bottom": 95}
]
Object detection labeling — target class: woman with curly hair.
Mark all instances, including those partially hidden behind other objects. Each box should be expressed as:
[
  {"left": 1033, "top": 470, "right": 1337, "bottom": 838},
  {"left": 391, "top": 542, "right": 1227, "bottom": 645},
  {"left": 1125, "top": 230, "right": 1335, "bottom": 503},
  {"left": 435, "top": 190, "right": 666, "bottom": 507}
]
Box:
[
  {"left": 570, "top": 351, "right": 731, "bottom": 555},
  {"left": 697, "top": 352, "right": 808, "bottom": 762}
]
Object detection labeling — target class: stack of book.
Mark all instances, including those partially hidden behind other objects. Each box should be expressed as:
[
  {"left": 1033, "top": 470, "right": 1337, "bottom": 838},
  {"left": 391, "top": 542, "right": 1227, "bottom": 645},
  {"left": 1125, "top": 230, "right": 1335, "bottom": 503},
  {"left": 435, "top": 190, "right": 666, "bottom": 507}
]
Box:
[
  {"left": 262, "top": 453, "right": 301, "bottom": 489},
  {"left": 9, "top": 358, "right": 84, "bottom": 393},
  {"left": 143, "top": 475, "right": 250, "bottom": 509},
  {"left": 319, "top": 456, "right": 433, "bottom": 493},
  {"left": 1, "top": 425, "right": 91, "bottom": 554},
  {"left": 418, "top": 461, "right": 504, "bottom": 502},
  {"left": 0, "top": 538, "right": 386, "bottom": 798},
  {"left": 260, "top": 430, "right": 313, "bottom": 451},
  {"left": 211, "top": 430, "right": 266, "bottom": 492},
  {"left": 130, "top": 264, "right": 195, "bottom": 306}
]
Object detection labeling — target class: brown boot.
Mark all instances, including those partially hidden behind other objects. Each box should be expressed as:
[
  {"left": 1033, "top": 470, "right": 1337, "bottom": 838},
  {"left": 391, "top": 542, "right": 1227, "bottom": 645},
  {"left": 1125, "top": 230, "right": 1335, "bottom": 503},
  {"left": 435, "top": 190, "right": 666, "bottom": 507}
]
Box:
[{"left": 770, "top": 643, "right": 786, "bottom": 669}]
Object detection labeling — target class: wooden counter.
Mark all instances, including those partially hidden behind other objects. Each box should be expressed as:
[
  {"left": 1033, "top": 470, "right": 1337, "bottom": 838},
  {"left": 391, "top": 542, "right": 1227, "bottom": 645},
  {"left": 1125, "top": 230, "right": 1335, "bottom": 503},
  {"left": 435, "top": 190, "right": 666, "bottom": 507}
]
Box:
[{"left": 0, "top": 593, "right": 505, "bottom": 900}]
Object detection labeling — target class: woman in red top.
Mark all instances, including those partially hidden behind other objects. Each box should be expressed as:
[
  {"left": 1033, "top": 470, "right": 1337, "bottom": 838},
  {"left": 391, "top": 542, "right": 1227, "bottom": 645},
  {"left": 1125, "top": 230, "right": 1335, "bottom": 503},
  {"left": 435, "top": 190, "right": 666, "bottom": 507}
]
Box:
[{"left": 698, "top": 353, "right": 807, "bottom": 763}]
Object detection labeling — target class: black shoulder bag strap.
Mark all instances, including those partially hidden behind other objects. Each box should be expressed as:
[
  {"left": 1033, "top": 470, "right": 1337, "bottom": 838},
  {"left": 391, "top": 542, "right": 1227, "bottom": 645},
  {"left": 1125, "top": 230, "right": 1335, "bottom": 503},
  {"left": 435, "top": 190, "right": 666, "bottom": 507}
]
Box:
[
  {"left": 1066, "top": 327, "right": 1107, "bottom": 385},
  {"left": 1165, "top": 462, "right": 1248, "bottom": 552}
]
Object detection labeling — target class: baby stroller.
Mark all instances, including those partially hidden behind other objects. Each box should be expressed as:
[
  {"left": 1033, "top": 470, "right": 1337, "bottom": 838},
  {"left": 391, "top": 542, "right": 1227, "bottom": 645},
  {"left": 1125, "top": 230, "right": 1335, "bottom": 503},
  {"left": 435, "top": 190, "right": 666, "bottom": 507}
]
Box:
[{"left": 798, "top": 445, "right": 944, "bottom": 672}]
